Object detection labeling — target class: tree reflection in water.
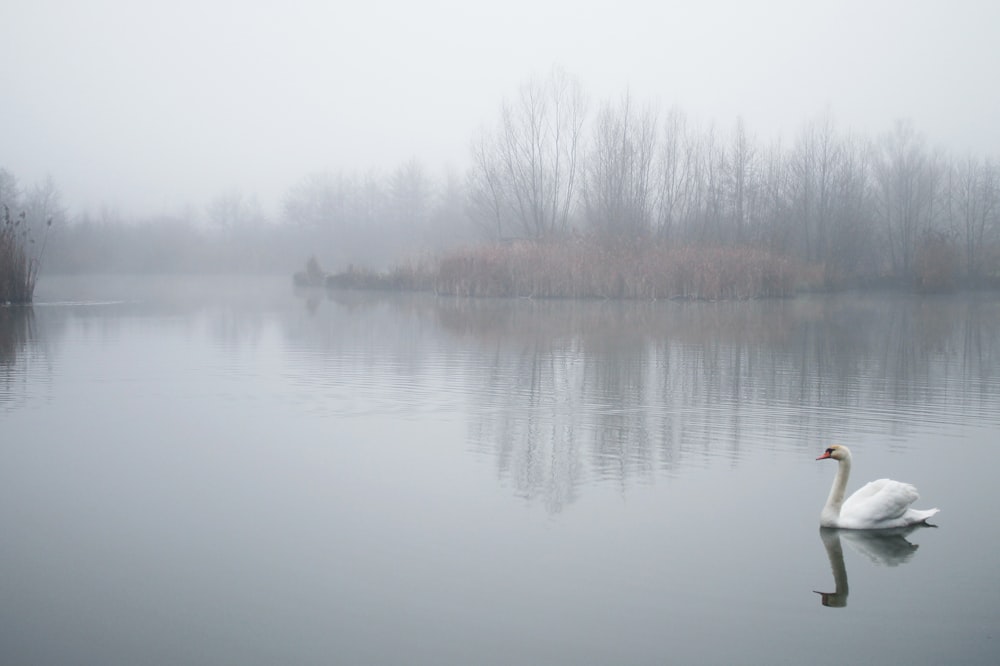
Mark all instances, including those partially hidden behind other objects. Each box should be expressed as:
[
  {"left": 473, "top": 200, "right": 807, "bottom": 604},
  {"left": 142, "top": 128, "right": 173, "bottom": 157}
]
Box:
[
  {"left": 0, "top": 306, "right": 35, "bottom": 368},
  {"left": 0, "top": 306, "right": 47, "bottom": 411},
  {"left": 433, "top": 294, "right": 1000, "bottom": 511}
]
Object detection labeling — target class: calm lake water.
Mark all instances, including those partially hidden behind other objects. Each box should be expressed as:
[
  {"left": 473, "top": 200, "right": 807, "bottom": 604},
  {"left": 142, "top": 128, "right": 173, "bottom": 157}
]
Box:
[{"left": 2, "top": 275, "right": 999, "bottom": 665}]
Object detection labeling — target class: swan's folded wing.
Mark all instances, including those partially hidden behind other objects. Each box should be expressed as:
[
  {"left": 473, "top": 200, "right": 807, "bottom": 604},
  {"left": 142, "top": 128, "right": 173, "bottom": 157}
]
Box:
[{"left": 841, "top": 478, "right": 920, "bottom": 522}]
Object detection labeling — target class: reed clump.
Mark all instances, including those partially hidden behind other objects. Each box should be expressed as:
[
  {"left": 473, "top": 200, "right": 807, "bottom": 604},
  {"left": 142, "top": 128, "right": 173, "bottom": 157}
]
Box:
[
  {"left": 1, "top": 205, "right": 48, "bottom": 305},
  {"left": 434, "top": 238, "right": 798, "bottom": 299},
  {"left": 326, "top": 261, "right": 435, "bottom": 291}
]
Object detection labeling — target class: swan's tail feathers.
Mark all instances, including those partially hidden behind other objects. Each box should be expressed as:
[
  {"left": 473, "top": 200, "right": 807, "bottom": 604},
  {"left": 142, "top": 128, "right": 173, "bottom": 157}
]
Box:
[{"left": 914, "top": 507, "right": 940, "bottom": 526}]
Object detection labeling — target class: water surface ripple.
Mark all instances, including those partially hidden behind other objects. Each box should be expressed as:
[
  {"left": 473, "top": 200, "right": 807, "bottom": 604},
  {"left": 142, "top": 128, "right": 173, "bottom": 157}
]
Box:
[{"left": 1, "top": 277, "right": 998, "bottom": 665}]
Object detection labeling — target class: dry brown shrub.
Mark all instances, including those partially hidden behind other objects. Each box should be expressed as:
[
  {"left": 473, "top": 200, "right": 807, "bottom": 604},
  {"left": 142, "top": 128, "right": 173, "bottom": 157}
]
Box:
[{"left": 433, "top": 238, "right": 798, "bottom": 299}]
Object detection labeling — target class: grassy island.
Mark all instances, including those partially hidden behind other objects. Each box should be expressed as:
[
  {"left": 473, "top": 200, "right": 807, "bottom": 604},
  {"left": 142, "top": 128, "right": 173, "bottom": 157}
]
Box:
[{"left": 309, "top": 238, "right": 815, "bottom": 300}]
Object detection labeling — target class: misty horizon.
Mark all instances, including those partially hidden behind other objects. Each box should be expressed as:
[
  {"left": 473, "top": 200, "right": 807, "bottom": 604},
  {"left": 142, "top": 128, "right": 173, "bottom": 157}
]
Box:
[
  {"left": 3, "top": 81, "right": 998, "bottom": 229},
  {"left": 3, "top": 0, "right": 999, "bottom": 220}
]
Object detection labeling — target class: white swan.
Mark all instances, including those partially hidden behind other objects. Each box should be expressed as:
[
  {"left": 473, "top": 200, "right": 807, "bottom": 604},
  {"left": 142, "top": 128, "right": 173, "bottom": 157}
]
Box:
[{"left": 816, "top": 445, "right": 939, "bottom": 529}]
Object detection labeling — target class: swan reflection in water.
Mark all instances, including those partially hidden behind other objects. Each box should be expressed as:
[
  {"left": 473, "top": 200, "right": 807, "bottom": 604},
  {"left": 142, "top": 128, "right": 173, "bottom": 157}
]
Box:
[{"left": 815, "top": 526, "right": 927, "bottom": 608}]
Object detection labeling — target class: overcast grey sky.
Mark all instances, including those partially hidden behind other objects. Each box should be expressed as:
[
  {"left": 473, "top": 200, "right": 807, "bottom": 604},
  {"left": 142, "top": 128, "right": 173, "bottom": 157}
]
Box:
[{"left": 2, "top": 0, "right": 998, "bottom": 219}]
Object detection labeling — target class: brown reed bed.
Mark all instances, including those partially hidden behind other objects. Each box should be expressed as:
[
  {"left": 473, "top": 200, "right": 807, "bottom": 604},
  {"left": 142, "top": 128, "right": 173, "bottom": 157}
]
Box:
[
  {"left": 313, "top": 238, "right": 802, "bottom": 300},
  {"left": 433, "top": 238, "right": 799, "bottom": 300}
]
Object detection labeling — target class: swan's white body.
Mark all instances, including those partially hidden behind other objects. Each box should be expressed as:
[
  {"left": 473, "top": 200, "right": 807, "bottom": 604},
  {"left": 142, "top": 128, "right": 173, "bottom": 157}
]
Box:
[{"left": 817, "top": 445, "right": 939, "bottom": 529}]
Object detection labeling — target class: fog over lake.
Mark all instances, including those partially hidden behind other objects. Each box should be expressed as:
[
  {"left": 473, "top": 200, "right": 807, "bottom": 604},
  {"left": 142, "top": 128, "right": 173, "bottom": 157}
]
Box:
[
  {"left": 5, "top": 3, "right": 1000, "bottom": 660},
  {"left": 4, "top": 1, "right": 1000, "bottom": 217},
  {"left": 1, "top": 276, "right": 998, "bottom": 665}
]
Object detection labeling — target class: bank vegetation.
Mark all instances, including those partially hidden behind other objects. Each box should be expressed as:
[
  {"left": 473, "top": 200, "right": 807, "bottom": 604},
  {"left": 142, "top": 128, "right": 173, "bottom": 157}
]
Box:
[
  {"left": 4, "top": 69, "right": 999, "bottom": 300},
  {"left": 1, "top": 204, "right": 49, "bottom": 304}
]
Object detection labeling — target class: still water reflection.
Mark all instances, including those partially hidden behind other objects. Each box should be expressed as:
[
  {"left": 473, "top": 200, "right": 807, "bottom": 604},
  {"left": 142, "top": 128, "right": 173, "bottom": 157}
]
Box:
[
  {"left": 816, "top": 526, "right": 926, "bottom": 608},
  {"left": 1, "top": 276, "right": 999, "bottom": 665},
  {"left": 442, "top": 294, "right": 1000, "bottom": 510}
]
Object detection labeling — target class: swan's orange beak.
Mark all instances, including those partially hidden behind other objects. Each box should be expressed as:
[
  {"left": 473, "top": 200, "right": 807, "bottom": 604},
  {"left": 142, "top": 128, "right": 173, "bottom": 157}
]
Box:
[{"left": 816, "top": 451, "right": 832, "bottom": 460}]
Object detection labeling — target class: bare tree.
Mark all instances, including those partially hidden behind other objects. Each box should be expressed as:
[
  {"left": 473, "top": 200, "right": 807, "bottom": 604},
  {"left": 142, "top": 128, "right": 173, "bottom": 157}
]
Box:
[
  {"left": 583, "top": 91, "right": 658, "bottom": 238},
  {"left": 385, "top": 159, "right": 433, "bottom": 255},
  {"left": 827, "top": 133, "right": 878, "bottom": 278},
  {"left": 654, "top": 107, "right": 688, "bottom": 239},
  {"left": 700, "top": 125, "right": 726, "bottom": 244},
  {"left": 727, "top": 117, "right": 757, "bottom": 244},
  {"left": 947, "top": 156, "right": 999, "bottom": 281},
  {"left": 389, "top": 160, "right": 429, "bottom": 224},
  {"left": 677, "top": 119, "right": 711, "bottom": 242},
  {"left": 755, "top": 138, "right": 791, "bottom": 249},
  {"left": 469, "top": 67, "right": 587, "bottom": 239},
  {"left": 283, "top": 171, "right": 349, "bottom": 231},
  {"left": 788, "top": 112, "right": 859, "bottom": 271},
  {"left": 207, "top": 190, "right": 265, "bottom": 236},
  {"left": 23, "top": 174, "right": 66, "bottom": 233},
  {"left": 874, "top": 120, "right": 942, "bottom": 276},
  {"left": 468, "top": 128, "right": 508, "bottom": 239},
  {"left": 811, "top": 112, "right": 842, "bottom": 264},
  {"left": 355, "top": 169, "right": 387, "bottom": 234},
  {"left": 429, "top": 168, "right": 474, "bottom": 249},
  {"left": 788, "top": 121, "right": 818, "bottom": 261}
]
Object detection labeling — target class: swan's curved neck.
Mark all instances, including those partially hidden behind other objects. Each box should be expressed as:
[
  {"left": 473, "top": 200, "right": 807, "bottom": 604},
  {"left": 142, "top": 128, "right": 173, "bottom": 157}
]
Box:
[{"left": 824, "top": 456, "right": 852, "bottom": 517}]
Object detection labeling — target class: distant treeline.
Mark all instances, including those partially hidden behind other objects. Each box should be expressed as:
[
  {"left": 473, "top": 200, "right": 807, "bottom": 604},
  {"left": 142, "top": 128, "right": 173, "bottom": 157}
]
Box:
[
  {"left": 2, "top": 68, "right": 999, "bottom": 293},
  {"left": 467, "top": 69, "right": 1000, "bottom": 290}
]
